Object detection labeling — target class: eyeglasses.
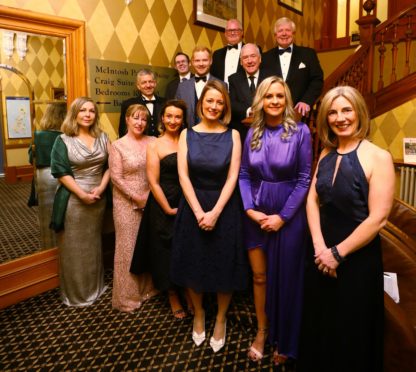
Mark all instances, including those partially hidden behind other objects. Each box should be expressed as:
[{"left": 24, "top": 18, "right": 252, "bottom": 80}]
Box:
[{"left": 225, "top": 29, "right": 242, "bottom": 33}]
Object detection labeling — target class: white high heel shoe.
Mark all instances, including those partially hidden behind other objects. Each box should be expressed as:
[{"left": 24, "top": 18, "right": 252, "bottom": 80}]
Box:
[
  {"left": 192, "top": 314, "right": 206, "bottom": 346},
  {"left": 192, "top": 329, "right": 206, "bottom": 346},
  {"left": 209, "top": 321, "right": 226, "bottom": 353}
]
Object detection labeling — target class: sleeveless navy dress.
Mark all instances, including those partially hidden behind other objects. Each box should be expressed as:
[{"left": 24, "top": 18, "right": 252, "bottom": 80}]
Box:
[
  {"left": 170, "top": 128, "right": 248, "bottom": 293},
  {"left": 298, "top": 144, "right": 384, "bottom": 372}
]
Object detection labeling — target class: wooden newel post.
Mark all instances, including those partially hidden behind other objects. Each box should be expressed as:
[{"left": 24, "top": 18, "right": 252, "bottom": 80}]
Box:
[{"left": 355, "top": 1, "right": 380, "bottom": 110}]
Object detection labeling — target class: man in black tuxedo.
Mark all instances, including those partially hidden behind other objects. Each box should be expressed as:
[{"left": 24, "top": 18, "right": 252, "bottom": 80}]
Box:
[
  {"left": 211, "top": 19, "right": 245, "bottom": 84},
  {"left": 165, "top": 52, "right": 193, "bottom": 100},
  {"left": 261, "top": 17, "right": 323, "bottom": 117},
  {"left": 228, "top": 43, "right": 272, "bottom": 142},
  {"left": 118, "top": 69, "right": 165, "bottom": 137},
  {"left": 176, "top": 46, "right": 224, "bottom": 127}
]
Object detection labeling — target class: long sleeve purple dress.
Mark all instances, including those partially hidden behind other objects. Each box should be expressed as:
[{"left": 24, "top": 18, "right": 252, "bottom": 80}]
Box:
[{"left": 239, "top": 122, "right": 312, "bottom": 359}]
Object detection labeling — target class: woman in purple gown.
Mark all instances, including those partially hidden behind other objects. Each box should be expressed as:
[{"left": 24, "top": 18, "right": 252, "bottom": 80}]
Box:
[{"left": 239, "top": 76, "right": 312, "bottom": 365}]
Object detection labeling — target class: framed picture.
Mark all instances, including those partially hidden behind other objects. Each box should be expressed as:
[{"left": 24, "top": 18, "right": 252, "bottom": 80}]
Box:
[
  {"left": 194, "top": 0, "right": 243, "bottom": 31},
  {"left": 278, "top": 0, "right": 303, "bottom": 15},
  {"left": 6, "top": 97, "right": 32, "bottom": 139},
  {"left": 51, "top": 87, "right": 66, "bottom": 100},
  {"left": 403, "top": 138, "right": 416, "bottom": 164}
]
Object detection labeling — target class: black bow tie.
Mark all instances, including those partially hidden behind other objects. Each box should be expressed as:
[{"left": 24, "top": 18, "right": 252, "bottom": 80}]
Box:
[
  {"left": 227, "top": 44, "right": 238, "bottom": 50},
  {"left": 195, "top": 75, "right": 207, "bottom": 82},
  {"left": 143, "top": 99, "right": 156, "bottom": 104},
  {"left": 278, "top": 47, "right": 292, "bottom": 55}
]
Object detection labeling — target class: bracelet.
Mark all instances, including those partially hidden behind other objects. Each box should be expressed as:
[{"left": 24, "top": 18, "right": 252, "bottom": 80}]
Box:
[{"left": 331, "top": 245, "right": 345, "bottom": 263}]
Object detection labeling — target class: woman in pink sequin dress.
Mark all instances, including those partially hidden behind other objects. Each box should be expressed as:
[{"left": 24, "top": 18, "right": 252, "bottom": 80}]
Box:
[{"left": 110, "top": 104, "right": 157, "bottom": 312}]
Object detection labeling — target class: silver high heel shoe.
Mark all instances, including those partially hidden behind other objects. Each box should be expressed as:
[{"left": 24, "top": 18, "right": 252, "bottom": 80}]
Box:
[{"left": 209, "top": 321, "right": 226, "bottom": 353}]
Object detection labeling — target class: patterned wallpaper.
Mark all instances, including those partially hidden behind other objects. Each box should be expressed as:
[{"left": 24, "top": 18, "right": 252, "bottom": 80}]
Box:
[
  {"left": 0, "top": 32, "right": 65, "bottom": 166},
  {"left": 0, "top": 0, "right": 322, "bottom": 143},
  {"left": 1, "top": 0, "right": 414, "bottom": 161},
  {"left": 371, "top": 99, "right": 416, "bottom": 160}
]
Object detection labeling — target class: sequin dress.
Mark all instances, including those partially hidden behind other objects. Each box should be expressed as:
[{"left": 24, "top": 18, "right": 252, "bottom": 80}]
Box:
[
  {"left": 57, "top": 132, "right": 109, "bottom": 306},
  {"left": 110, "top": 135, "right": 157, "bottom": 312}
]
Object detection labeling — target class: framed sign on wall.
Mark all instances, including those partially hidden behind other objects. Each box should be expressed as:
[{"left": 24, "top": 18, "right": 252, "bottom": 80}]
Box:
[{"left": 6, "top": 97, "right": 32, "bottom": 139}]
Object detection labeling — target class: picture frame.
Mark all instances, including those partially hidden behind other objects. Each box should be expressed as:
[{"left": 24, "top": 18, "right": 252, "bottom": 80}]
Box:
[
  {"left": 5, "top": 96, "right": 32, "bottom": 139},
  {"left": 194, "top": 0, "right": 243, "bottom": 31},
  {"left": 403, "top": 138, "right": 416, "bottom": 164},
  {"left": 278, "top": 0, "right": 303, "bottom": 15},
  {"left": 51, "top": 87, "right": 66, "bottom": 100}
]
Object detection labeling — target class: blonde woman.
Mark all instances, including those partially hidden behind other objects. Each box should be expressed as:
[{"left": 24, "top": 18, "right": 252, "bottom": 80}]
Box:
[
  {"left": 298, "top": 86, "right": 394, "bottom": 372},
  {"left": 239, "top": 76, "right": 312, "bottom": 365},
  {"left": 29, "top": 102, "right": 66, "bottom": 248},
  {"left": 50, "top": 97, "right": 110, "bottom": 306},
  {"left": 110, "top": 104, "right": 157, "bottom": 312}
]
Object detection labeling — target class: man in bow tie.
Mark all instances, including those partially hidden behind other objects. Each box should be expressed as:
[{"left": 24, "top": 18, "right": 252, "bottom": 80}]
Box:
[
  {"left": 176, "top": 46, "right": 224, "bottom": 127},
  {"left": 210, "top": 19, "right": 246, "bottom": 84},
  {"left": 262, "top": 17, "right": 323, "bottom": 117},
  {"left": 118, "top": 69, "right": 165, "bottom": 137}
]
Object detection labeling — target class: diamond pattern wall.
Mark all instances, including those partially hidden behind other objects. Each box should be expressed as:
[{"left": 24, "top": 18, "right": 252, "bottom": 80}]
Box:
[
  {"left": 371, "top": 99, "right": 416, "bottom": 160},
  {"left": 0, "top": 31, "right": 65, "bottom": 141},
  {"left": 0, "top": 0, "right": 323, "bottom": 142},
  {"left": 1, "top": 0, "right": 413, "bottom": 159}
]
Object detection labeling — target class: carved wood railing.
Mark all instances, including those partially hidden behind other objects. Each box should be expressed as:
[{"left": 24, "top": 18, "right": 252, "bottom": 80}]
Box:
[{"left": 309, "top": 4, "right": 416, "bottom": 162}]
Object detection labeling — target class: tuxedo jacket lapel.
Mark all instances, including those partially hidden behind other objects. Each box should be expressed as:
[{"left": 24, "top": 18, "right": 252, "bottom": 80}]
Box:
[
  {"left": 272, "top": 49, "right": 284, "bottom": 78},
  {"left": 286, "top": 45, "right": 300, "bottom": 83},
  {"left": 240, "top": 77, "right": 252, "bottom": 104}
]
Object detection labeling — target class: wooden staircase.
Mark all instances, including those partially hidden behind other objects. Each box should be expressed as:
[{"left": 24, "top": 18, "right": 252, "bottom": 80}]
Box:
[{"left": 309, "top": 4, "right": 416, "bottom": 160}]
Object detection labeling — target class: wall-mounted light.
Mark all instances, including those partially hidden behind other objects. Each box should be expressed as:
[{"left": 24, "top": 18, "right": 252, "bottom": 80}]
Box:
[
  {"left": 2, "top": 30, "right": 14, "bottom": 59},
  {"left": 16, "top": 33, "right": 28, "bottom": 60},
  {"left": 125, "top": 0, "right": 132, "bottom": 4}
]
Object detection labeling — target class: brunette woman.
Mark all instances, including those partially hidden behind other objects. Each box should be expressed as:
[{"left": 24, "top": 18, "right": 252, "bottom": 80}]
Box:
[{"left": 131, "top": 99, "right": 190, "bottom": 318}]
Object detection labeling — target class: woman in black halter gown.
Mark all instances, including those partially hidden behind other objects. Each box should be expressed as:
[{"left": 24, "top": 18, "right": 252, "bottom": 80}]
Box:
[{"left": 298, "top": 86, "right": 395, "bottom": 372}]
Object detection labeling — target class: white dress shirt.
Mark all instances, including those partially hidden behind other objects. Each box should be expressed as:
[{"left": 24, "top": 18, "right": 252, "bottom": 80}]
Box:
[
  {"left": 224, "top": 42, "right": 242, "bottom": 84},
  {"left": 142, "top": 95, "right": 155, "bottom": 115},
  {"left": 245, "top": 71, "right": 259, "bottom": 117},
  {"left": 195, "top": 74, "right": 209, "bottom": 99},
  {"left": 180, "top": 72, "right": 191, "bottom": 82},
  {"left": 278, "top": 44, "right": 293, "bottom": 81}
]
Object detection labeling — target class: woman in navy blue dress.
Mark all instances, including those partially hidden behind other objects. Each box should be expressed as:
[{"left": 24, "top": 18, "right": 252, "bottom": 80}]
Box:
[
  {"left": 171, "top": 80, "right": 248, "bottom": 353},
  {"left": 298, "top": 86, "right": 395, "bottom": 372},
  {"left": 239, "top": 76, "right": 312, "bottom": 365}
]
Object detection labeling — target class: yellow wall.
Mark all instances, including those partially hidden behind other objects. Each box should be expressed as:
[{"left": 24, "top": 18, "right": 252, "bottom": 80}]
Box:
[
  {"left": 0, "top": 32, "right": 65, "bottom": 167},
  {"left": 4, "top": 0, "right": 413, "bottom": 165},
  {"left": 0, "top": 0, "right": 323, "bottom": 146},
  {"left": 371, "top": 99, "right": 416, "bottom": 160},
  {"left": 318, "top": 47, "right": 356, "bottom": 77}
]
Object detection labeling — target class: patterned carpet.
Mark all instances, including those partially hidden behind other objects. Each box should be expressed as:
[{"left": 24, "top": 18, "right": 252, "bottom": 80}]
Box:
[
  {"left": 0, "top": 270, "right": 290, "bottom": 371},
  {"left": 0, "top": 177, "right": 40, "bottom": 263}
]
